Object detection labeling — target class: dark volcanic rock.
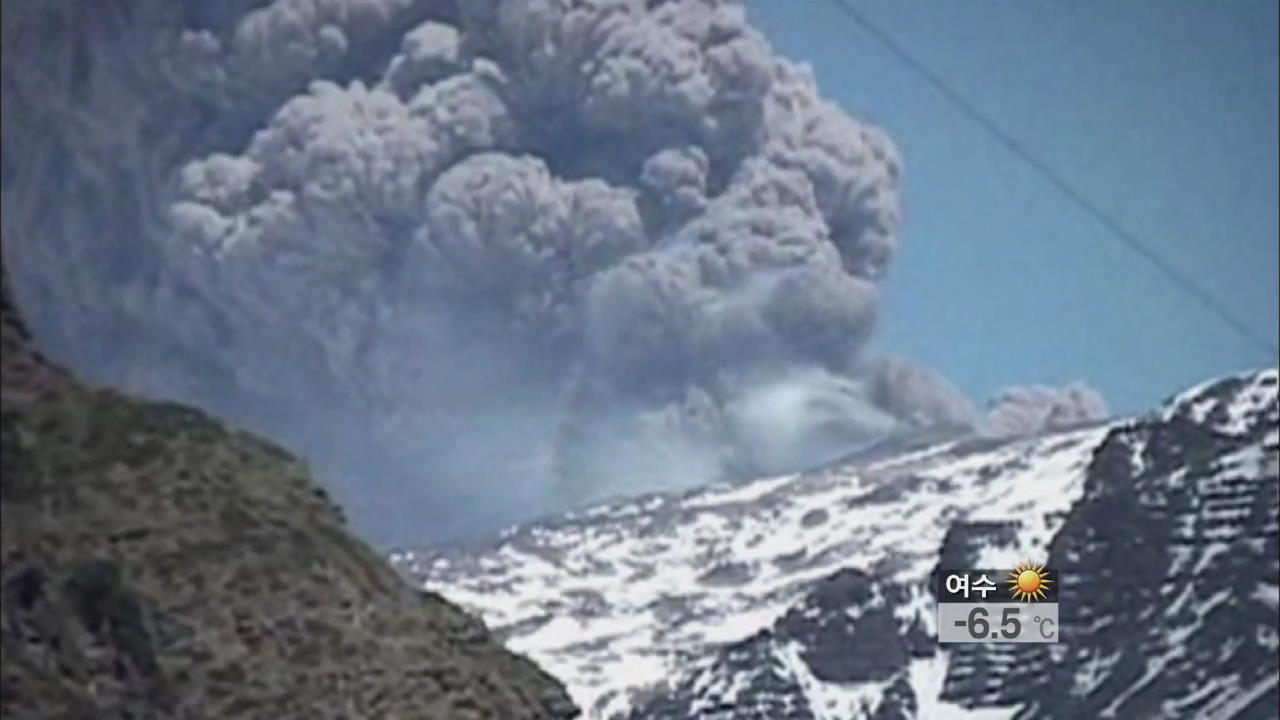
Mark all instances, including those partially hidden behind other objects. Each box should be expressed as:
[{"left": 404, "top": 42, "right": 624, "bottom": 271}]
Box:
[
  {"left": 629, "top": 629, "right": 819, "bottom": 720},
  {"left": 929, "top": 519, "right": 1021, "bottom": 597},
  {"left": 776, "top": 568, "right": 908, "bottom": 683},
  {"left": 0, "top": 260, "right": 578, "bottom": 718},
  {"left": 870, "top": 673, "right": 916, "bottom": 720}
]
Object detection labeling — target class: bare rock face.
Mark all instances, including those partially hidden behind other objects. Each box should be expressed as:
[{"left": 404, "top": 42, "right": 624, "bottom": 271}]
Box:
[
  {"left": 0, "top": 259, "right": 578, "bottom": 719},
  {"left": 776, "top": 569, "right": 907, "bottom": 684}
]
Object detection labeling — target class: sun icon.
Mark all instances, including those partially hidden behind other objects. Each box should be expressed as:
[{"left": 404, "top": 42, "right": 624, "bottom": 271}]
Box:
[{"left": 1007, "top": 561, "right": 1052, "bottom": 602}]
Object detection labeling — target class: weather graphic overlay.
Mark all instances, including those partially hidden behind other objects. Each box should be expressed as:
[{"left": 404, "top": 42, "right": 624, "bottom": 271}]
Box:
[
  {"left": 1007, "top": 561, "right": 1053, "bottom": 602},
  {"left": 937, "top": 561, "right": 1060, "bottom": 643}
]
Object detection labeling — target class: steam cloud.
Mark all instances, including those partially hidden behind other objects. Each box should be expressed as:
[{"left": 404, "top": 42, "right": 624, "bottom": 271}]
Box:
[{"left": 1, "top": 0, "right": 1106, "bottom": 544}]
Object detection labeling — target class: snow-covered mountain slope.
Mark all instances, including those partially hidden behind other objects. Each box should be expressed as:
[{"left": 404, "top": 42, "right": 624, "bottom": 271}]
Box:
[{"left": 392, "top": 369, "right": 1278, "bottom": 719}]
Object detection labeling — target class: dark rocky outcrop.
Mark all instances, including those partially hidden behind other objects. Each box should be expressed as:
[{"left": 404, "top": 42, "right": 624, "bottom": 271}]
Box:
[
  {"left": 1, "top": 259, "right": 578, "bottom": 718},
  {"left": 629, "top": 628, "right": 816, "bottom": 720},
  {"left": 776, "top": 569, "right": 907, "bottom": 684}
]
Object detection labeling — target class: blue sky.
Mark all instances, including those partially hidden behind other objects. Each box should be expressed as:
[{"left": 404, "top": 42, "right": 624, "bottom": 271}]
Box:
[{"left": 745, "top": 0, "right": 1279, "bottom": 414}]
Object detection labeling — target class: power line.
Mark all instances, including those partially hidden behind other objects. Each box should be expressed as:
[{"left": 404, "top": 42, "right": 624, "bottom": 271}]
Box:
[{"left": 828, "top": 0, "right": 1279, "bottom": 359}]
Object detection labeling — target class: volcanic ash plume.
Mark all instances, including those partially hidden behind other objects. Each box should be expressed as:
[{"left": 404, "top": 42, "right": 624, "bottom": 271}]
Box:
[
  {"left": 1, "top": 0, "right": 1104, "bottom": 543},
  {"left": 986, "top": 383, "right": 1110, "bottom": 435}
]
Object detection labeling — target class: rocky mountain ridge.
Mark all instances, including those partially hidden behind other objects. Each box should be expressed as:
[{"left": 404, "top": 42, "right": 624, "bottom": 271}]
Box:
[{"left": 0, "top": 260, "right": 578, "bottom": 718}]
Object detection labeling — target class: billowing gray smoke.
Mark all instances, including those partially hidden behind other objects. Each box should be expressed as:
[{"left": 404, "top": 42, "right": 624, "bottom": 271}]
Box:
[
  {"left": 986, "top": 383, "right": 1109, "bottom": 436},
  {"left": 1, "top": 0, "right": 1105, "bottom": 545}
]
